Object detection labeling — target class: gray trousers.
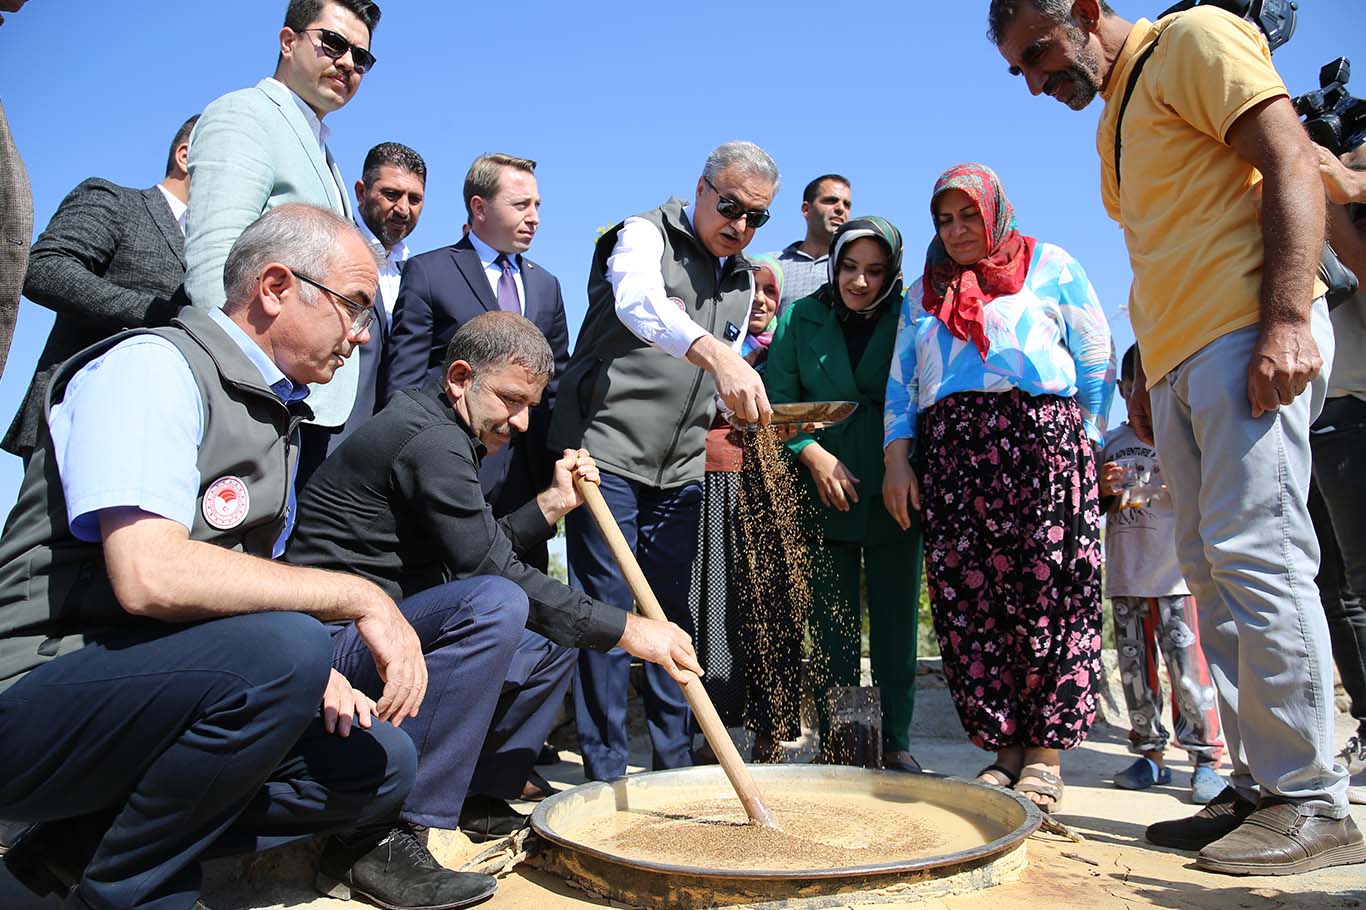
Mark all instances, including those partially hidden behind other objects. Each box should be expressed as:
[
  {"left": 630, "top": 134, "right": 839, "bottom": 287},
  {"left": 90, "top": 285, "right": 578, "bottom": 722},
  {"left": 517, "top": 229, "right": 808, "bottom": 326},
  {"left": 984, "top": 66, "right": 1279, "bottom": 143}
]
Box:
[{"left": 1149, "top": 299, "right": 1347, "bottom": 817}]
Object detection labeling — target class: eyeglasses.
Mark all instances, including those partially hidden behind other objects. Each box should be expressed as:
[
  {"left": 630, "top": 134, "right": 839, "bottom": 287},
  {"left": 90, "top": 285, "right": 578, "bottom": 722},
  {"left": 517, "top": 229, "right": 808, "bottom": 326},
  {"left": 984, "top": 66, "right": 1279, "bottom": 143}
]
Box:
[
  {"left": 297, "top": 27, "right": 377, "bottom": 74},
  {"left": 703, "top": 176, "right": 771, "bottom": 229},
  {"left": 292, "top": 270, "right": 375, "bottom": 335}
]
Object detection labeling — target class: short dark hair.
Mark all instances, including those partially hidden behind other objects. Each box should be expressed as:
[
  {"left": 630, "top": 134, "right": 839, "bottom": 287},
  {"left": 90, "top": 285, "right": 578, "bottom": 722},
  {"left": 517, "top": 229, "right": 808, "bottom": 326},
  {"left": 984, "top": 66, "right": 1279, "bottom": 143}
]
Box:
[
  {"left": 284, "top": 0, "right": 381, "bottom": 36},
  {"left": 1121, "top": 344, "right": 1137, "bottom": 383},
  {"left": 442, "top": 312, "right": 554, "bottom": 382},
  {"left": 987, "top": 0, "right": 1114, "bottom": 46},
  {"left": 165, "top": 115, "right": 199, "bottom": 178},
  {"left": 803, "top": 174, "right": 850, "bottom": 205},
  {"left": 464, "top": 153, "right": 537, "bottom": 220},
  {"left": 362, "top": 142, "right": 427, "bottom": 186}
]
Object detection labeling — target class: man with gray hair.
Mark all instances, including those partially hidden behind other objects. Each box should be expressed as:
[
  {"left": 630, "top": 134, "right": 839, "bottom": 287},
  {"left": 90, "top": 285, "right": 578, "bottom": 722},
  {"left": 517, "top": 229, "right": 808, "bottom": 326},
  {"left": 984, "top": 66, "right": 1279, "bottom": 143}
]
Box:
[
  {"left": 0, "top": 203, "right": 504, "bottom": 910},
  {"left": 990, "top": 0, "right": 1360, "bottom": 874},
  {"left": 288, "top": 311, "right": 700, "bottom": 856},
  {"left": 549, "top": 140, "right": 778, "bottom": 781}
]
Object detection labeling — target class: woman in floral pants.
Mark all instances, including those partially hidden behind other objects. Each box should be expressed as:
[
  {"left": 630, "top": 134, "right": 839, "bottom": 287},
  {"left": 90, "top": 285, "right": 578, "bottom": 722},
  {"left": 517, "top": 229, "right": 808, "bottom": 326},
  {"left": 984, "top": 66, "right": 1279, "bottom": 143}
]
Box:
[{"left": 884, "top": 164, "right": 1114, "bottom": 811}]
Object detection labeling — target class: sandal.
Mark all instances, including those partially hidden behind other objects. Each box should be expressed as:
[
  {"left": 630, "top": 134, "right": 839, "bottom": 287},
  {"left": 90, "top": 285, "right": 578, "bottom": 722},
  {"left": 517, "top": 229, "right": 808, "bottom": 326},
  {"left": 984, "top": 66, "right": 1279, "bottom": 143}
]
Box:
[
  {"left": 976, "top": 763, "right": 1020, "bottom": 788},
  {"left": 1014, "top": 766, "right": 1065, "bottom": 812}
]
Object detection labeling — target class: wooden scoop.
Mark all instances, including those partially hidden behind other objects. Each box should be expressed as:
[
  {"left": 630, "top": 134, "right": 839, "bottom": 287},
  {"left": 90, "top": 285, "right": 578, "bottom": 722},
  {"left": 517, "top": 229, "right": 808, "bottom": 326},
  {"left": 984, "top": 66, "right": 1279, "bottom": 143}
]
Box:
[{"left": 574, "top": 473, "right": 782, "bottom": 830}]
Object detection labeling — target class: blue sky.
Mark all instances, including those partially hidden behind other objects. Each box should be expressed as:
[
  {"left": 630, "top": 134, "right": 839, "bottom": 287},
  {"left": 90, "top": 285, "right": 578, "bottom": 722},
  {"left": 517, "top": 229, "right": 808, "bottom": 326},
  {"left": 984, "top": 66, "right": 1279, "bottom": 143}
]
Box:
[{"left": 0, "top": 0, "right": 1359, "bottom": 506}]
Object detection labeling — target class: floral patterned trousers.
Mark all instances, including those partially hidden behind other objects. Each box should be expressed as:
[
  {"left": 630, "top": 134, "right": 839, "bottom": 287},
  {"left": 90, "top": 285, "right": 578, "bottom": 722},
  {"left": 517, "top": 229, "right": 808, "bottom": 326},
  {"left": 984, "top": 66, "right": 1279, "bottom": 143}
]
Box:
[{"left": 921, "top": 390, "right": 1103, "bottom": 751}]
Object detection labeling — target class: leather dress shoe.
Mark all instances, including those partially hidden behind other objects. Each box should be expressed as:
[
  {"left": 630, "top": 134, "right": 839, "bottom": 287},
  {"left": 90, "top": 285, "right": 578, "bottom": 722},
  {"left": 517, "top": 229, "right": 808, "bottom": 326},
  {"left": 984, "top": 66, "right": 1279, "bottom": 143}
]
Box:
[
  {"left": 457, "top": 795, "right": 528, "bottom": 844},
  {"left": 1145, "top": 786, "right": 1256, "bottom": 850},
  {"left": 518, "top": 770, "right": 560, "bottom": 802},
  {"left": 1196, "top": 801, "right": 1366, "bottom": 875},
  {"left": 317, "top": 824, "right": 497, "bottom": 909},
  {"left": 2, "top": 812, "right": 112, "bottom": 899}
]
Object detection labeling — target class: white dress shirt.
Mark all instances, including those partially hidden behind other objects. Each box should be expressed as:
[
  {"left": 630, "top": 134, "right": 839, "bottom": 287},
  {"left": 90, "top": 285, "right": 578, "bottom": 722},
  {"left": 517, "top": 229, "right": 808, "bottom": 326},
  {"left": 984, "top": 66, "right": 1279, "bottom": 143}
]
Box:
[
  {"left": 354, "top": 213, "right": 410, "bottom": 321},
  {"left": 468, "top": 229, "right": 526, "bottom": 315},
  {"left": 266, "top": 77, "right": 343, "bottom": 211},
  {"left": 607, "top": 214, "right": 750, "bottom": 359},
  {"left": 156, "top": 184, "right": 188, "bottom": 235}
]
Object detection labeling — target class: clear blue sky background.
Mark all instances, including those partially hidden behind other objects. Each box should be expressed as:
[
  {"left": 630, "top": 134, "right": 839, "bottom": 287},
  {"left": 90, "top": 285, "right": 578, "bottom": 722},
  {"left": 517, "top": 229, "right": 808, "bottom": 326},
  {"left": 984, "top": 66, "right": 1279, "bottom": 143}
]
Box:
[{"left": 0, "top": 0, "right": 1359, "bottom": 508}]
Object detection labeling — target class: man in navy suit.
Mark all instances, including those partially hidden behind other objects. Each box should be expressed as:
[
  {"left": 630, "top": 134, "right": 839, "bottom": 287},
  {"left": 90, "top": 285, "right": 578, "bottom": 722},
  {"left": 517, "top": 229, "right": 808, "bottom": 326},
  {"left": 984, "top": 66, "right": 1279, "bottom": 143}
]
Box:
[{"left": 387, "top": 153, "right": 568, "bottom": 571}]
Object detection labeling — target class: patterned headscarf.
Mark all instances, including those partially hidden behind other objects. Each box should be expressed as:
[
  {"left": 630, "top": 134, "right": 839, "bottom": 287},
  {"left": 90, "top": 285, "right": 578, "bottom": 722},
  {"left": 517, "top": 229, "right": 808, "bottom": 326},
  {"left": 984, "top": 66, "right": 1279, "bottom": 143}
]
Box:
[
  {"left": 921, "top": 163, "right": 1036, "bottom": 359},
  {"left": 826, "top": 216, "right": 904, "bottom": 321},
  {"left": 745, "top": 253, "right": 784, "bottom": 351}
]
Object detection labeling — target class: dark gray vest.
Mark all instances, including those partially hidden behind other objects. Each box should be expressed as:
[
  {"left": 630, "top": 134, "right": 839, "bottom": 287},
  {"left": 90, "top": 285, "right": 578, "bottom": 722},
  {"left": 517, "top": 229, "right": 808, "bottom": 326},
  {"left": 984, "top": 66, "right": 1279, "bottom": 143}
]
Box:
[
  {"left": 548, "top": 197, "right": 754, "bottom": 487},
  {"left": 0, "top": 307, "right": 306, "bottom": 690}
]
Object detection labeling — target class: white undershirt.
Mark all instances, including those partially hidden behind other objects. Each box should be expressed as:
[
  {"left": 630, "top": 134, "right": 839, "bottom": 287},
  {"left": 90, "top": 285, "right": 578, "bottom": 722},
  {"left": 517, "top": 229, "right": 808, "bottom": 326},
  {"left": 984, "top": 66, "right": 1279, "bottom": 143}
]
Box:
[{"left": 156, "top": 184, "right": 188, "bottom": 235}]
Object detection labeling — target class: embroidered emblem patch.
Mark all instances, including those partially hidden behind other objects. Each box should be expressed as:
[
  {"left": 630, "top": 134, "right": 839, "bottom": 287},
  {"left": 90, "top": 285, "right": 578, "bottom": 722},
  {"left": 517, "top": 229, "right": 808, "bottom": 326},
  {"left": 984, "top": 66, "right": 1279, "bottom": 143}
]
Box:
[
  {"left": 668, "top": 296, "right": 687, "bottom": 312},
  {"left": 202, "top": 476, "right": 250, "bottom": 530},
  {"left": 724, "top": 321, "right": 741, "bottom": 342}
]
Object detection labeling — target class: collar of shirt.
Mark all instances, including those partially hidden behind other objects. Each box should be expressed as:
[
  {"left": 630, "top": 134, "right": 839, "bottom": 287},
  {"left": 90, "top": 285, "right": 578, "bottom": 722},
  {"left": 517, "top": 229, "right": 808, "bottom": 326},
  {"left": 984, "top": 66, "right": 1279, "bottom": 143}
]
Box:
[
  {"left": 156, "top": 184, "right": 189, "bottom": 234},
  {"left": 431, "top": 384, "right": 487, "bottom": 462},
  {"left": 468, "top": 229, "right": 519, "bottom": 274},
  {"left": 353, "top": 212, "right": 410, "bottom": 271},
  {"left": 267, "top": 76, "right": 331, "bottom": 150},
  {"left": 208, "top": 307, "right": 310, "bottom": 403},
  {"left": 679, "top": 206, "right": 731, "bottom": 276},
  {"left": 780, "top": 240, "right": 825, "bottom": 263}
]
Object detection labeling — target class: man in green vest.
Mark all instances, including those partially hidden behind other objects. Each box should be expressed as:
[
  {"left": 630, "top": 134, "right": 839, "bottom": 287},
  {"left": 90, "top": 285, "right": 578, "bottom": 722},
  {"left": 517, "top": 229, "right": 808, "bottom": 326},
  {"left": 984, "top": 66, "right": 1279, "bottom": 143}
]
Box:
[
  {"left": 0, "top": 204, "right": 495, "bottom": 910},
  {"left": 548, "top": 140, "right": 779, "bottom": 781}
]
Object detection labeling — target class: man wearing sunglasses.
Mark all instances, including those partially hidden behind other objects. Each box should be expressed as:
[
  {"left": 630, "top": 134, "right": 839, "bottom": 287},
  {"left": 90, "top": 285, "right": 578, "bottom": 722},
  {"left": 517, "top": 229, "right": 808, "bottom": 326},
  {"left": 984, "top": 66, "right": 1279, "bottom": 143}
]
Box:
[
  {"left": 0, "top": 205, "right": 508, "bottom": 910},
  {"left": 185, "top": 0, "right": 381, "bottom": 478},
  {"left": 549, "top": 141, "right": 779, "bottom": 783}
]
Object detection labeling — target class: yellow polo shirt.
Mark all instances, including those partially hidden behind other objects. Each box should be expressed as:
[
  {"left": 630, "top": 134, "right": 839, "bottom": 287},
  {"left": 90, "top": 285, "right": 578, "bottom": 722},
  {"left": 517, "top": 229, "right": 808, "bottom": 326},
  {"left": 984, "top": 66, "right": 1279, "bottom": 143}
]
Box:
[{"left": 1095, "top": 8, "right": 1325, "bottom": 384}]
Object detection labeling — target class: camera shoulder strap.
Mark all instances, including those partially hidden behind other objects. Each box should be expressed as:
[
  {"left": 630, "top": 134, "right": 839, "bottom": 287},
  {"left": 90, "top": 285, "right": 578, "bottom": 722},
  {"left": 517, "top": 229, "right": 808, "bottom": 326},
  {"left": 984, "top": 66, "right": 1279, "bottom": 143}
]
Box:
[{"left": 1114, "top": 30, "right": 1166, "bottom": 189}]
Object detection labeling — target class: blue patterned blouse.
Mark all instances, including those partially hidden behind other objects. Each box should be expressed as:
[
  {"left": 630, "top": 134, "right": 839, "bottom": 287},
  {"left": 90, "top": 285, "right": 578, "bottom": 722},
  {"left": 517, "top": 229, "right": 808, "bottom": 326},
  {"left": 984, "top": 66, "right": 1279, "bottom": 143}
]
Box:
[{"left": 883, "top": 241, "right": 1116, "bottom": 448}]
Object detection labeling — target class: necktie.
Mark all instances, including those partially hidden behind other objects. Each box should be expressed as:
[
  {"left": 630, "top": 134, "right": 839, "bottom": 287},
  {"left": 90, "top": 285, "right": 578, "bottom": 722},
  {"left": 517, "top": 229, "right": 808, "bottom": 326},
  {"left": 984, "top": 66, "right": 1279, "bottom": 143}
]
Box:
[{"left": 495, "top": 254, "right": 521, "bottom": 313}]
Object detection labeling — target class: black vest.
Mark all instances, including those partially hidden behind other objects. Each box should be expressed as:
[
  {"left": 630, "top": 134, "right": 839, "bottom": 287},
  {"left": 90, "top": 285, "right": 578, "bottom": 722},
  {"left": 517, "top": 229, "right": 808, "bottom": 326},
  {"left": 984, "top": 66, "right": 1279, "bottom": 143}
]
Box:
[{"left": 0, "top": 307, "right": 307, "bottom": 690}]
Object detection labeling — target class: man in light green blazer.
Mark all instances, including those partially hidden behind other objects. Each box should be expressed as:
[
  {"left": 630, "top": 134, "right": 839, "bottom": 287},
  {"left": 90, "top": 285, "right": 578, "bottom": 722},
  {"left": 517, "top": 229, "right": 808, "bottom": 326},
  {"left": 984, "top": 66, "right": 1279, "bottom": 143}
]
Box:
[{"left": 185, "top": 0, "right": 379, "bottom": 444}]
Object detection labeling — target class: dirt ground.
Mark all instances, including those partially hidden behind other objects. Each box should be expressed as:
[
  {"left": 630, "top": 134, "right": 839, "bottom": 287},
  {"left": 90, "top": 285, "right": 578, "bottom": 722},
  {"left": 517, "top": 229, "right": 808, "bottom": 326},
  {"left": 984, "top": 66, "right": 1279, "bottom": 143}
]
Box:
[{"left": 4, "top": 670, "right": 1362, "bottom": 909}]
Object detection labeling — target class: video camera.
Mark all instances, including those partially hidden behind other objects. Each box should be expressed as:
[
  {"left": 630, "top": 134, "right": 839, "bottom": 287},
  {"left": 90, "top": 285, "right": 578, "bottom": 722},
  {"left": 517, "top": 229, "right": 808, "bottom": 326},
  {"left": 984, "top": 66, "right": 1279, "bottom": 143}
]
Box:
[
  {"left": 1293, "top": 58, "right": 1366, "bottom": 157},
  {"left": 1158, "top": 0, "right": 1296, "bottom": 51}
]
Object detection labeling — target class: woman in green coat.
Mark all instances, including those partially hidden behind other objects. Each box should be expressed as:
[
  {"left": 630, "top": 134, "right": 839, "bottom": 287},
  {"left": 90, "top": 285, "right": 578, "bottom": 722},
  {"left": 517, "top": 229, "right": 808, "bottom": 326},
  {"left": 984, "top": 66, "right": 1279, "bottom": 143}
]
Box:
[{"left": 763, "top": 216, "right": 924, "bottom": 771}]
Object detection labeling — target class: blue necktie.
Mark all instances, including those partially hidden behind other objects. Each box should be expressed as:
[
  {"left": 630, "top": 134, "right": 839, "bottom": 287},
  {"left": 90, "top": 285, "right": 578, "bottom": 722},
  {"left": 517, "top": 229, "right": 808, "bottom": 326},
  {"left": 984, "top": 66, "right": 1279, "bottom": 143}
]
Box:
[{"left": 495, "top": 254, "right": 521, "bottom": 313}]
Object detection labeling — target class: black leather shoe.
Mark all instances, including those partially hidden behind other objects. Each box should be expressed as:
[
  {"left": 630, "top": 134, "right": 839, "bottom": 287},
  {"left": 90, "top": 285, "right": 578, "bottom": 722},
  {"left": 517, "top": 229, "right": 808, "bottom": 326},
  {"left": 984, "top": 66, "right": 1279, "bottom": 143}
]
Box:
[
  {"left": 457, "top": 795, "right": 528, "bottom": 844},
  {"left": 1196, "top": 801, "right": 1366, "bottom": 875},
  {"left": 316, "top": 825, "right": 497, "bottom": 909},
  {"left": 1145, "top": 786, "right": 1257, "bottom": 850},
  {"left": 2, "top": 813, "right": 111, "bottom": 899}
]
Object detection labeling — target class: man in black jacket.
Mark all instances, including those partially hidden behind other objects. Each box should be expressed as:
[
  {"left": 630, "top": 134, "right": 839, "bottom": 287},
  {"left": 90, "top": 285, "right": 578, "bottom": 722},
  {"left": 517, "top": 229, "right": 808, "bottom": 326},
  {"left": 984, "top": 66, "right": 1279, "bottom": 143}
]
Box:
[{"left": 287, "top": 310, "right": 700, "bottom": 842}]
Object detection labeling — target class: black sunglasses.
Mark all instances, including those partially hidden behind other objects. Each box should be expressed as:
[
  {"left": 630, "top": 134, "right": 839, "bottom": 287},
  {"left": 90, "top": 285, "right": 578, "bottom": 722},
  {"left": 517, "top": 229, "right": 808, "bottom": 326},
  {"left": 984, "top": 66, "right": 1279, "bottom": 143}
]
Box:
[
  {"left": 703, "top": 176, "right": 771, "bottom": 229},
  {"left": 292, "top": 270, "right": 375, "bottom": 335},
  {"left": 298, "top": 27, "right": 377, "bottom": 74}
]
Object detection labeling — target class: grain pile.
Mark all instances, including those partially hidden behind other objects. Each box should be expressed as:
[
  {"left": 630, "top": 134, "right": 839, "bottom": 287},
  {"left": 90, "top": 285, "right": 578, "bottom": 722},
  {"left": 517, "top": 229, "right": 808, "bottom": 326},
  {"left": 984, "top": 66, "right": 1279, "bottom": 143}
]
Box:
[
  {"left": 736, "top": 426, "right": 821, "bottom": 744},
  {"left": 579, "top": 792, "right": 954, "bottom": 870}
]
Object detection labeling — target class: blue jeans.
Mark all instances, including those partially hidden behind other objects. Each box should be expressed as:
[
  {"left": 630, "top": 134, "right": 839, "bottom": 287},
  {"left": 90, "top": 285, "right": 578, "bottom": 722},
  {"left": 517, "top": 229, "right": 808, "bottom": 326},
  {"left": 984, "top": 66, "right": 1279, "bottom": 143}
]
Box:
[
  {"left": 566, "top": 471, "right": 701, "bottom": 781},
  {"left": 1149, "top": 299, "right": 1347, "bottom": 816},
  {"left": 0, "top": 613, "right": 415, "bottom": 910}
]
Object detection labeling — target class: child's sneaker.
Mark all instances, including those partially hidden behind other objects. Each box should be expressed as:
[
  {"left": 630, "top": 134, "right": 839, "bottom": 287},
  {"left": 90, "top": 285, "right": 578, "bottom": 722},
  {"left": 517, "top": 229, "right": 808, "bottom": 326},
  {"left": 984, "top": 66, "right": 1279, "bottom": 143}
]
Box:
[
  {"left": 1190, "top": 765, "right": 1224, "bottom": 804},
  {"left": 1113, "top": 757, "right": 1172, "bottom": 790},
  {"left": 1337, "top": 735, "right": 1366, "bottom": 776}
]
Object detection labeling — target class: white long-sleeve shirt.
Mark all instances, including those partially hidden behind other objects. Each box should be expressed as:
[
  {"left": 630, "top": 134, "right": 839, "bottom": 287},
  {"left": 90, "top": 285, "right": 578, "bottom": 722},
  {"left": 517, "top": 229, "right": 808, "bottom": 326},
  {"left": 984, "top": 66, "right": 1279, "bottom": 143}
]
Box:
[{"left": 607, "top": 215, "right": 750, "bottom": 358}]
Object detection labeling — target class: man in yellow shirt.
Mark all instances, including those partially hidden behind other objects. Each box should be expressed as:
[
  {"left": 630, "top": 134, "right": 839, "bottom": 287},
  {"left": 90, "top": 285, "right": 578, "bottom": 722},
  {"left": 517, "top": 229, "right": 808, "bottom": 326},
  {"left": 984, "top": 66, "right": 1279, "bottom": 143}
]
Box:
[{"left": 989, "top": 0, "right": 1360, "bottom": 876}]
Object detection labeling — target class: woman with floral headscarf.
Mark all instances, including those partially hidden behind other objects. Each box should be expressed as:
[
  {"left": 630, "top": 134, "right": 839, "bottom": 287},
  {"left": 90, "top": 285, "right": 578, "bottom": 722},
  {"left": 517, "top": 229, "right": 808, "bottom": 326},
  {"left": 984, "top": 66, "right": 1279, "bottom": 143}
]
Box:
[
  {"left": 765, "top": 217, "right": 924, "bottom": 773},
  {"left": 882, "top": 163, "right": 1115, "bottom": 811}
]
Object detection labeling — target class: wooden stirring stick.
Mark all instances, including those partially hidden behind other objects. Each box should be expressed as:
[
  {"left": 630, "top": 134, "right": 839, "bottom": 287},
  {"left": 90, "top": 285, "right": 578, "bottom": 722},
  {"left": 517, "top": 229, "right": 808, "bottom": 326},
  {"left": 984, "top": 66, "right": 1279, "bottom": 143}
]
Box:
[{"left": 574, "top": 474, "right": 781, "bottom": 830}]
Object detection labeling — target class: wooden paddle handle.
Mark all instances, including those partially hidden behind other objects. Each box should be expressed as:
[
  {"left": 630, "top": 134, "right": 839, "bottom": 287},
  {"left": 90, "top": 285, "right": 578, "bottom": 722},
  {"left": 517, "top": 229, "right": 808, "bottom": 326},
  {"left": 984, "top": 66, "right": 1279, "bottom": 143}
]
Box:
[{"left": 575, "top": 475, "right": 780, "bottom": 830}]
